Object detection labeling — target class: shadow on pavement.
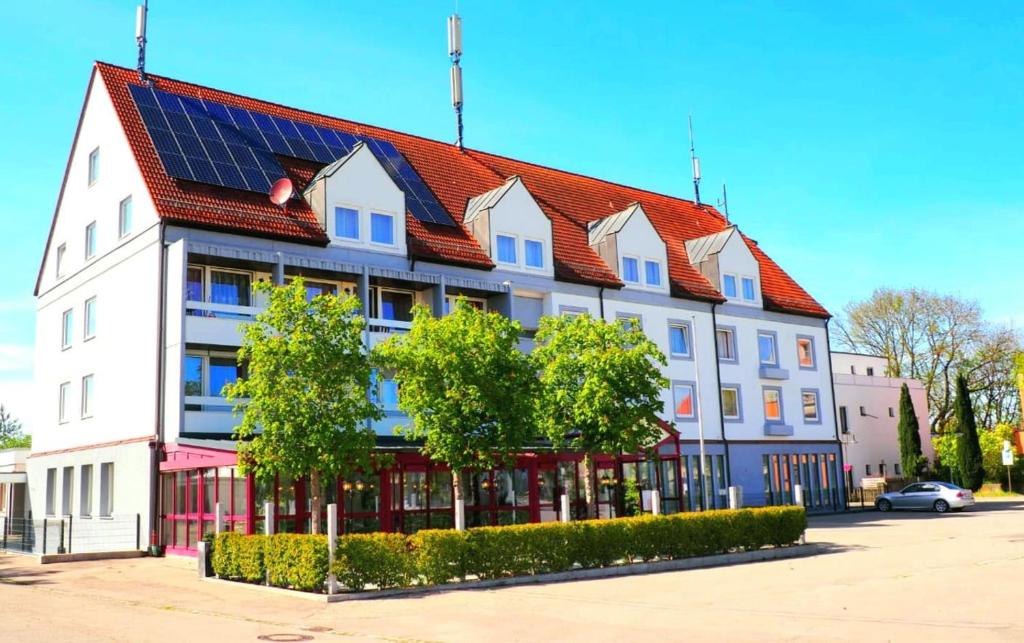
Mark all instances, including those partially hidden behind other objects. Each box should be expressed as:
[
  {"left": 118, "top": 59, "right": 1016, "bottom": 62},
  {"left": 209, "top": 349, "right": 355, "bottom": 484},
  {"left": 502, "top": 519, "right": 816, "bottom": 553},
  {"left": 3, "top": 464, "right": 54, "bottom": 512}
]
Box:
[{"left": 0, "top": 554, "right": 58, "bottom": 586}]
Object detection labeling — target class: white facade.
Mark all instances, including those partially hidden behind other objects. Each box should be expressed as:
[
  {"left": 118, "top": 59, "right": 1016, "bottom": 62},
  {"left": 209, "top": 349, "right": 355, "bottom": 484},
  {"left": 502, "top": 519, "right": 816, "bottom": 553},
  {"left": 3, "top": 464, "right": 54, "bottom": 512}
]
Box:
[{"left": 832, "top": 352, "right": 933, "bottom": 486}]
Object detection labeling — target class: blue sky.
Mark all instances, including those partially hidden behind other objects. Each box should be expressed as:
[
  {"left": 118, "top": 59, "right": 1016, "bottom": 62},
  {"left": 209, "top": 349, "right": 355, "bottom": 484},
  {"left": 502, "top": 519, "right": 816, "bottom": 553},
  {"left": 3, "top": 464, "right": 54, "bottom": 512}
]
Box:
[{"left": 1, "top": 1, "right": 1022, "bottom": 430}]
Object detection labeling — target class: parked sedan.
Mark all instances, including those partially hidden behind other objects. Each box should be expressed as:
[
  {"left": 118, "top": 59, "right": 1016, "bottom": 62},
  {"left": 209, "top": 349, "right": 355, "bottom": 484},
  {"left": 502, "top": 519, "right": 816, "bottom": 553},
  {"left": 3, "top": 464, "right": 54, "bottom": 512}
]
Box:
[{"left": 875, "top": 481, "right": 975, "bottom": 514}]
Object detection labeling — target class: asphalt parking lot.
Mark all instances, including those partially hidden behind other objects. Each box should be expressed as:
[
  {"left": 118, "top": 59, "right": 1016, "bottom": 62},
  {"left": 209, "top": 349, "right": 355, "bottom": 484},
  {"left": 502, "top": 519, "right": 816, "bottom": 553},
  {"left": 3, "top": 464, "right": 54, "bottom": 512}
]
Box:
[{"left": 2, "top": 498, "right": 1022, "bottom": 642}]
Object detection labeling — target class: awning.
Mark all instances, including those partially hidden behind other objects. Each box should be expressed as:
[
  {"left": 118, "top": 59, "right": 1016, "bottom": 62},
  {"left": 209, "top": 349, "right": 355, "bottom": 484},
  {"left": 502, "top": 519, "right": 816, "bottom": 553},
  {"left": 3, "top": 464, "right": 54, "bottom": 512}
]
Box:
[{"left": 0, "top": 472, "right": 27, "bottom": 484}]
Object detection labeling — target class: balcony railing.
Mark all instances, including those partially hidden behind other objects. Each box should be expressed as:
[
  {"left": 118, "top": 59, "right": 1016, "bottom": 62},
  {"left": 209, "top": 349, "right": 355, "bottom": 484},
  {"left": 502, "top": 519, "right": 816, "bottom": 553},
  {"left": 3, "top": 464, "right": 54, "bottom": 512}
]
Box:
[
  {"left": 185, "top": 300, "right": 259, "bottom": 321},
  {"left": 367, "top": 317, "right": 413, "bottom": 334},
  {"left": 184, "top": 396, "right": 246, "bottom": 434}
]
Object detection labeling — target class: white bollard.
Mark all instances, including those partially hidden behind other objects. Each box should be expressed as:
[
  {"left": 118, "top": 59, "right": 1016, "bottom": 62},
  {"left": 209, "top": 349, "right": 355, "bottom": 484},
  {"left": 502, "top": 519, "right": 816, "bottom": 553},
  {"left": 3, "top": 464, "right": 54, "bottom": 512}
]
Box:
[
  {"left": 728, "top": 486, "right": 743, "bottom": 509},
  {"left": 651, "top": 489, "right": 662, "bottom": 515},
  {"left": 326, "top": 503, "right": 338, "bottom": 595},
  {"left": 264, "top": 502, "right": 275, "bottom": 535},
  {"left": 454, "top": 498, "right": 466, "bottom": 531},
  {"left": 560, "top": 493, "right": 571, "bottom": 523},
  {"left": 196, "top": 540, "right": 209, "bottom": 578},
  {"left": 793, "top": 484, "right": 804, "bottom": 507},
  {"left": 214, "top": 502, "right": 225, "bottom": 535}
]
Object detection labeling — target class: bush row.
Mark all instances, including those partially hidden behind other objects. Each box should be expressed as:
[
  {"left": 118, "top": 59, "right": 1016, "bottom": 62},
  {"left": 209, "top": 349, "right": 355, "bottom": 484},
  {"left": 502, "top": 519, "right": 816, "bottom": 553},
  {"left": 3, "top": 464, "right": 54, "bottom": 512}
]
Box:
[{"left": 212, "top": 506, "right": 806, "bottom": 592}]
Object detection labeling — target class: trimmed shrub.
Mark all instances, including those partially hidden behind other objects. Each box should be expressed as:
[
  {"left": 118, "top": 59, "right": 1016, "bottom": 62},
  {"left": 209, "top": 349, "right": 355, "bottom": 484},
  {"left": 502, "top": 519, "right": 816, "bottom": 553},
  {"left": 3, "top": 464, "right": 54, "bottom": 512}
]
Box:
[
  {"left": 212, "top": 532, "right": 266, "bottom": 583},
  {"left": 409, "top": 529, "right": 470, "bottom": 585},
  {"left": 265, "top": 534, "right": 329, "bottom": 592},
  {"left": 333, "top": 533, "right": 415, "bottom": 591}
]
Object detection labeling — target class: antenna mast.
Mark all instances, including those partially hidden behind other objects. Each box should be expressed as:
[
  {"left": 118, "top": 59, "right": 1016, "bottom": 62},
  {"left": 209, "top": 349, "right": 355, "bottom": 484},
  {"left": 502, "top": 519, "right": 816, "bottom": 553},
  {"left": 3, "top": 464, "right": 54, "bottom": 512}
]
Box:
[
  {"left": 718, "top": 183, "right": 730, "bottom": 223},
  {"left": 448, "top": 13, "right": 464, "bottom": 149},
  {"left": 135, "top": 1, "right": 149, "bottom": 83},
  {"left": 688, "top": 114, "right": 701, "bottom": 205}
]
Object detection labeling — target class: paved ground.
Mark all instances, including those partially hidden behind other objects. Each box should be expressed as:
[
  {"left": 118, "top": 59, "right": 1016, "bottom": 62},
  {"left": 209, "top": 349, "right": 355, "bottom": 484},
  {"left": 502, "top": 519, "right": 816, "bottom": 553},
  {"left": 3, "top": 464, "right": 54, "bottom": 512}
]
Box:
[{"left": 2, "top": 498, "right": 1023, "bottom": 642}]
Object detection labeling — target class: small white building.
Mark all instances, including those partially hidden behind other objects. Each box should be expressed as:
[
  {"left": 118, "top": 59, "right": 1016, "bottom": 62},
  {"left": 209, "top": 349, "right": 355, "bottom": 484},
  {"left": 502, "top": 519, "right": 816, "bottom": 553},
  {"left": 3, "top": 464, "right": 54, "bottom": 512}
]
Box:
[{"left": 831, "top": 352, "right": 933, "bottom": 488}]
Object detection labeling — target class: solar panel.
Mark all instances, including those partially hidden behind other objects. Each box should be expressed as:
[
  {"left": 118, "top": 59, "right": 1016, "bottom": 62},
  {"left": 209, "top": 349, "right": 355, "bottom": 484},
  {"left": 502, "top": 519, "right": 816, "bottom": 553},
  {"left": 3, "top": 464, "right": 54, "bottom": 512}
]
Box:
[{"left": 129, "top": 84, "right": 456, "bottom": 227}]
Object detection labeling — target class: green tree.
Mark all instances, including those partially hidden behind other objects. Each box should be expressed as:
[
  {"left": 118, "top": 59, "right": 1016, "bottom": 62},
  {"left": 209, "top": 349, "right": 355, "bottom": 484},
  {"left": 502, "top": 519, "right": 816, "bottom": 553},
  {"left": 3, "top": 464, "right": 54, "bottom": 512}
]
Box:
[
  {"left": 0, "top": 405, "right": 30, "bottom": 449},
  {"left": 954, "top": 373, "right": 984, "bottom": 490},
  {"left": 374, "top": 299, "right": 538, "bottom": 514},
  {"left": 224, "top": 279, "right": 381, "bottom": 535},
  {"left": 978, "top": 424, "right": 1024, "bottom": 484},
  {"left": 532, "top": 314, "right": 668, "bottom": 518},
  {"left": 896, "top": 383, "right": 926, "bottom": 476}
]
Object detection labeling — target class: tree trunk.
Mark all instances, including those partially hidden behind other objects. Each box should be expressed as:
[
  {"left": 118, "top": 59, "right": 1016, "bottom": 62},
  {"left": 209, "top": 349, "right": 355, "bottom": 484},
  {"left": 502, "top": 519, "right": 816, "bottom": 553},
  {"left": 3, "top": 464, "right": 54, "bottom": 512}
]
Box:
[
  {"left": 309, "top": 470, "right": 323, "bottom": 535},
  {"left": 581, "top": 453, "right": 598, "bottom": 519}
]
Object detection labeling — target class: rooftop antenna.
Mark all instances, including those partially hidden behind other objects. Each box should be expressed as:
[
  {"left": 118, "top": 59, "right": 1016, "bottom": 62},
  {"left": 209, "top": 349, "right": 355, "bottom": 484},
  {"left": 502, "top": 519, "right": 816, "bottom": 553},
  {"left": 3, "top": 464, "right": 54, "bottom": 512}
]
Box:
[
  {"left": 717, "top": 183, "right": 730, "bottom": 224},
  {"left": 448, "top": 12, "right": 464, "bottom": 149},
  {"left": 135, "top": 1, "right": 149, "bottom": 83},
  {"left": 688, "top": 114, "right": 701, "bottom": 205}
]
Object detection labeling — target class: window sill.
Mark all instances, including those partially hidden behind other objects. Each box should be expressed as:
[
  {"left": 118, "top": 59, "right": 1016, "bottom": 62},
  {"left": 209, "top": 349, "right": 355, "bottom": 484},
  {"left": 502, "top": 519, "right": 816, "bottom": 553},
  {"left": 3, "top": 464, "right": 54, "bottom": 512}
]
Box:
[
  {"left": 763, "top": 423, "right": 794, "bottom": 437},
  {"left": 759, "top": 366, "right": 789, "bottom": 380}
]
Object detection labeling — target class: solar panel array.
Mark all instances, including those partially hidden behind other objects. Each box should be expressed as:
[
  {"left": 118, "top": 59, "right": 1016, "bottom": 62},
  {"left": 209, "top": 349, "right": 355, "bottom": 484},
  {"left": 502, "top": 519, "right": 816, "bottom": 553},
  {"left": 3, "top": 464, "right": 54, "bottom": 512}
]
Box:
[{"left": 128, "top": 84, "right": 456, "bottom": 226}]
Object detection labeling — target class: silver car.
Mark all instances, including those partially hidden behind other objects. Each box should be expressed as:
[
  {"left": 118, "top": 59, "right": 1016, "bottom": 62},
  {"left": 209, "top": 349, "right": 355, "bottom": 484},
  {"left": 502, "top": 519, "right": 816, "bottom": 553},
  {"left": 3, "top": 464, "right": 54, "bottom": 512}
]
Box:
[{"left": 875, "top": 481, "right": 975, "bottom": 513}]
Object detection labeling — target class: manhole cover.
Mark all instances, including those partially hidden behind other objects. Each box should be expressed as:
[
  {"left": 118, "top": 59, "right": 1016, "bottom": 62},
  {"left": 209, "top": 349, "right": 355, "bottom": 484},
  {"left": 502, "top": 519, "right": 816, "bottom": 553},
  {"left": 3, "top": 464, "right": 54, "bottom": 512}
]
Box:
[
  {"left": 256, "top": 635, "right": 314, "bottom": 642},
  {"left": 304, "top": 626, "right": 332, "bottom": 633}
]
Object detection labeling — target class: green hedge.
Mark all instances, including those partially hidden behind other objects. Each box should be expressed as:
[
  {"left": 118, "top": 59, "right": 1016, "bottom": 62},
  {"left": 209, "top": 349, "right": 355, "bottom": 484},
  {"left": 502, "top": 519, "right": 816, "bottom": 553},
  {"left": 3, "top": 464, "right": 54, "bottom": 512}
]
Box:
[{"left": 212, "top": 506, "right": 806, "bottom": 592}]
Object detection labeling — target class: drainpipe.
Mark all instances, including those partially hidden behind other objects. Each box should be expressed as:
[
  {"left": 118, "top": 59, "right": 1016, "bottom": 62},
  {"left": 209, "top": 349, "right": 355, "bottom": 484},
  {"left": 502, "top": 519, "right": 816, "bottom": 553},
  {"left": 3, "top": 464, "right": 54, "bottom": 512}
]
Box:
[
  {"left": 710, "top": 303, "right": 732, "bottom": 486},
  {"left": 598, "top": 286, "right": 605, "bottom": 320},
  {"left": 151, "top": 223, "right": 166, "bottom": 542},
  {"left": 824, "top": 317, "right": 847, "bottom": 510}
]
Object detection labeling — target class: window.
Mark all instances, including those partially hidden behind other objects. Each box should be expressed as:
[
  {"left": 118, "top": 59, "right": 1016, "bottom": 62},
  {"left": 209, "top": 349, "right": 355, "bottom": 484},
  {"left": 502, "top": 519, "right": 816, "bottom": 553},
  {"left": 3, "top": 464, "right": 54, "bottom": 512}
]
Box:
[
  {"left": 622, "top": 256, "right": 640, "bottom": 283},
  {"left": 673, "top": 382, "right": 697, "bottom": 419},
  {"left": 839, "top": 406, "right": 849, "bottom": 433},
  {"left": 373, "top": 288, "right": 415, "bottom": 322},
  {"left": 879, "top": 462, "right": 887, "bottom": 477},
  {"left": 796, "top": 336, "right": 815, "bottom": 368},
  {"left": 62, "top": 466, "right": 74, "bottom": 516},
  {"left": 209, "top": 356, "right": 242, "bottom": 398},
  {"left": 58, "top": 382, "right": 70, "bottom": 423},
  {"left": 81, "top": 374, "right": 95, "bottom": 418},
  {"left": 85, "top": 221, "right": 97, "bottom": 260},
  {"left": 758, "top": 332, "right": 778, "bottom": 366},
  {"left": 894, "top": 463, "right": 902, "bottom": 476},
  {"left": 45, "top": 468, "right": 57, "bottom": 516},
  {"left": 184, "top": 355, "right": 203, "bottom": 401},
  {"left": 721, "top": 386, "right": 740, "bottom": 419},
  {"left": 888, "top": 407, "right": 895, "bottom": 418},
  {"left": 56, "top": 243, "right": 66, "bottom": 278},
  {"left": 617, "top": 313, "right": 642, "bottom": 331},
  {"left": 84, "top": 297, "right": 97, "bottom": 340},
  {"left": 850, "top": 365, "right": 856, "bottom": 374},
  {"left": 865, "top": 464, "right": 872, "bottom": 476},
  {"left": 859, "top": 406, "right": 867, "bottom": 416},
  {"left": 741, "top": 277, "right": 756, "bottom": 301},
  {"left": 80, "top": 465, "right": 93, "bottom": 517},
  {"left": 723, "top": 274, "right": 737, "bottom": 297},
  {"left": 100, "top": 463, "right": 114, "bottom": 517},
  {"left": 716, "top": 327, "right": 736, "bottom": 361},
  {"left": 524, "top": 239, "right": 544, "bottom": 268},
  {"left": 186, "top": 266, "right": 204, "bottom": 302},
  {"left": 118, "top": 196, "right": 133, "bottom": 238},
  {"left": 802, "top": 390, "right": 820, "bottom": 422},
  {"left": 62, "top": 309, "right": 73, "bottom": 349},
  {"left": 762, "top": 388, "right": 782, "bottom": 422},
  {"left": 380, "top": 376, "right": 400, "bottom": 411},
  {"left": 210, "top": 270, "right": 251, "bottom": 307},
  {"left": 444, "top": 295, "right": 486, "bottom": 315},
  {"left": 370, "top": 212, "right": 394, "bottom": 245},
  {"left": 496, "top": 234, "right": 517, "bottom": 264},
  {"left": 334, "top": 206, "right": 359, "bottom": 240},
  {"left": 286, "top": 278, "right": 338, "bottom": 302},
  {"left": 866, "top": 367, "right": 875, "bottom": 376},
  {"left": 644, "top": 260, "right": 661, "bottom": 286},
  {"left": 88, "top": 147, "right": 99, "bottom": 185},
  {"left": 668, "top": 322, "right": 691, "bottom": 358}
]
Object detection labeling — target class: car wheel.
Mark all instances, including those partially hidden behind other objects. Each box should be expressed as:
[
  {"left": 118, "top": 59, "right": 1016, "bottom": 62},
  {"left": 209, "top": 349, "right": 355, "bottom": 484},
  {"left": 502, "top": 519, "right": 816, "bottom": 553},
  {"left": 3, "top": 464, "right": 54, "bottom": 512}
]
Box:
[
  {"left": 934, "top": 499, "right": 950, "bottom": 513},
  {"left": 877, "top": 498, "right": 892, "bottom": 512}
]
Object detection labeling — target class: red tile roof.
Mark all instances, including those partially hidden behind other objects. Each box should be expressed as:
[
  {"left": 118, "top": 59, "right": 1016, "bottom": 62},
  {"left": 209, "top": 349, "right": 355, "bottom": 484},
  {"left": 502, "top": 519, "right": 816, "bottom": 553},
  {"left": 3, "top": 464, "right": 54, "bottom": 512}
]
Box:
[{"left": 96, "top": 62, "right": 828, "bottom": 318}]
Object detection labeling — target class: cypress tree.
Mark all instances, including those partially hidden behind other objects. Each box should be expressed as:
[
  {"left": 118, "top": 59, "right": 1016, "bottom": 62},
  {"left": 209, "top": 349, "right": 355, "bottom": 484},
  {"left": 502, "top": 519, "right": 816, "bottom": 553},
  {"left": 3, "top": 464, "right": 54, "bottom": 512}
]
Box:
[
  {"left": 954, "top": 373, "right": 984, "bottom": 490},
  {"left": 897, "top": 383, "right": 924, "bottom": 477}
]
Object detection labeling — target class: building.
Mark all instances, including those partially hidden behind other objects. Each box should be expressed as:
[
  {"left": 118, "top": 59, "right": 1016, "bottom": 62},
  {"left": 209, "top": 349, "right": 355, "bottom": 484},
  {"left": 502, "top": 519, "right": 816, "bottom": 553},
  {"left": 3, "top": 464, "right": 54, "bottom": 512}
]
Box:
[
  {"left": 1, "top": 448, "right": 29, "bottom": 525},
  {"left": 29, "top": 62, "right": 845, "bottom": 554},
  {"left": 831, "top": 352, "right": 933, "bottom": 488}
]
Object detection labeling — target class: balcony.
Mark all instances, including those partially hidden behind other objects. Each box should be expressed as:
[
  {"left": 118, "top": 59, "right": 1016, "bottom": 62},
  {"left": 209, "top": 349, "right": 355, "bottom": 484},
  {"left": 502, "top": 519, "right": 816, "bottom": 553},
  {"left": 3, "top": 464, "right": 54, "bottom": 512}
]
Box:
[
  {"left": 183, "top": 395, "right": 244, "bottom": 434},
  {"left": 367, "top": 317, "right": 412, "bottom": 348},
  {"left": 184, "top": 300, "right": 258, "bottom": 346}
]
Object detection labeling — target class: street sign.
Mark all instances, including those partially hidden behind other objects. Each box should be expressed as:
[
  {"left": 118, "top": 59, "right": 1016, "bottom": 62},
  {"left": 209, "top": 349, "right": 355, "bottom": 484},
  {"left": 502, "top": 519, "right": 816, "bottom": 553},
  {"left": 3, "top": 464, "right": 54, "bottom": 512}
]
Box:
[{"left": 1003, "top": 449, "right": 1015, "bottom": 466}]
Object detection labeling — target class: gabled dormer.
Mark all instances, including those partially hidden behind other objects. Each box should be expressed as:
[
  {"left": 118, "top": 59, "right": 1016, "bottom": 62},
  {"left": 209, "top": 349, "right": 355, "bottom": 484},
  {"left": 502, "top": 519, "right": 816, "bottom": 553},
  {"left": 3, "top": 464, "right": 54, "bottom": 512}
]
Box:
[
  {"left": 588, "top": 203, "right": 668, "bottom": 291},
  {"left": 464, "top": 176, "right": 554, "bottom": 276},
  {"left": 685, "top": 226, "right": 762, "bottom": 306},
  {"left": 303, "top": 141, "right": 406, "bottom": 256}
]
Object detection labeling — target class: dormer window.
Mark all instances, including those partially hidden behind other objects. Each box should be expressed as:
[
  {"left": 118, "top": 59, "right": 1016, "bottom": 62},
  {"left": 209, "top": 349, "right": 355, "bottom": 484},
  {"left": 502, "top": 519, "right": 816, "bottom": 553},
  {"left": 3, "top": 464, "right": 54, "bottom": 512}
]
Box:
[
  {"left": 622, "top": 256, "right": 640, "bottom": 283},
  {"left": 524, "top": 239, "right": 544, "bottom": 269},
  {"left": 496, "top": 234, "right": 518, "bottom": 264},
  {"left": 723, "top": 274, "right": 737, "bottom": 298},
  {"left": 370, "top": 212, "right": 394, "bottom": 245},
  {"left": 335, "top": 207, "right": 359, "bottom": 240},
  {"left": 644, "top": 260, "right": 662, "bottom": 287},
  {"left": 742, "top": 277, "right": 756, "bottom": 301}
]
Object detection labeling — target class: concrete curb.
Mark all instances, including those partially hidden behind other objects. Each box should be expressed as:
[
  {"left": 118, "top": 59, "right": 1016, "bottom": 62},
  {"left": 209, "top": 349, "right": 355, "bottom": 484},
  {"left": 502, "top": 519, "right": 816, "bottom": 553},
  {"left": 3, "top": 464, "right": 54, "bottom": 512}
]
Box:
[
  {"left": 201, "top": 543, "right": 824, "bottom": 603},
  {"left": 39, "top": 550, "right": 146, "bottom": 564}
]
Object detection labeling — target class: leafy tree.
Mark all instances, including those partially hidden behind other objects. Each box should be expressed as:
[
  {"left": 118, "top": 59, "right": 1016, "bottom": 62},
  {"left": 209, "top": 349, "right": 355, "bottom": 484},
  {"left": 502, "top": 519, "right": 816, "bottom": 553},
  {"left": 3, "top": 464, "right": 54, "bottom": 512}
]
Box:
[
  {"left": 896, "top": 383, "right": 926, "bottom": 476},
  {"left": 0, "top": 405, "right": 30, "bottom": 449},
  {"left": 978, "top": 424, "right": 1024, "bottom": 484},
  {"left": 532, "top": 314, "right": 668, "bottom": 518},
  {"left": 954, "top": 373, "right": 984, "bottom": 490},
  {"left": 374, "top": 299, "right": 538, "bottom": 512},
  {"left": 224, "top": 279, "right": 381, "bottom": 535}
]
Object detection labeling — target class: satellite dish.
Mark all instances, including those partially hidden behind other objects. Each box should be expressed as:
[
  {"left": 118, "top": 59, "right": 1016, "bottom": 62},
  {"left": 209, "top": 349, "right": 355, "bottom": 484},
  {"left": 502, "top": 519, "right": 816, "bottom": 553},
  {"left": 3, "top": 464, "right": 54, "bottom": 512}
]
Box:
[{"left": 269, "top": 178, "right": 294, "bottom": 207}]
